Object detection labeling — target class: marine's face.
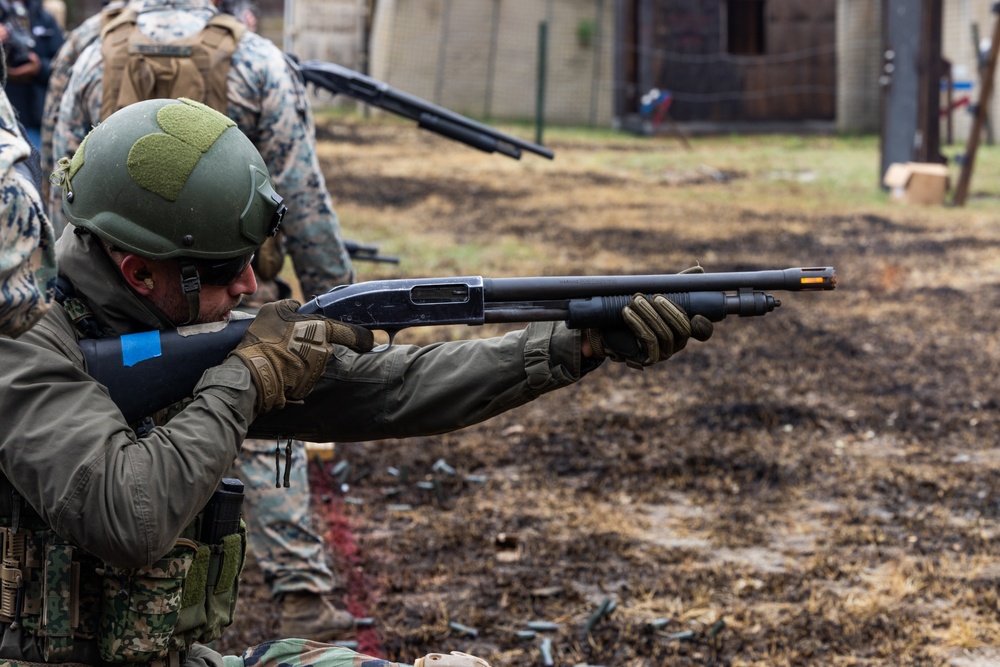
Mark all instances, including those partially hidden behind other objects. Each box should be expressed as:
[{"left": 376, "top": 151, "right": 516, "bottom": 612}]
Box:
[{"left": 153, "top": 260, "right": 258, "bottom": 325}]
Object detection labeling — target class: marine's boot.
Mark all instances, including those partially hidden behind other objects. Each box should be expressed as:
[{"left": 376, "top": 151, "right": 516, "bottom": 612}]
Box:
[{"left": 277, "top": 592, "right": 355, "bottom": 641}]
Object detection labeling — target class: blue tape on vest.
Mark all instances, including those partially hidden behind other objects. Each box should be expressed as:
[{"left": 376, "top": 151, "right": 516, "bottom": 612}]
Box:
[{"left": 121, "top": 330, "right": 162, "bottom": 367}]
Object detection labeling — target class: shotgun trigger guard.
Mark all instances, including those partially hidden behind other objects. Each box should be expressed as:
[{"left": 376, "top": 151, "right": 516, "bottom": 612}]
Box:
[{"left": 370, "top": 328, "right": 400, "bottom": 353}]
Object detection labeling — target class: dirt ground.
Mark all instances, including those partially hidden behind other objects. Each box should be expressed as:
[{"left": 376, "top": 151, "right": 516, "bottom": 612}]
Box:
[{"left": 216, "top": 117, "right": 1000, "bottom": 667}]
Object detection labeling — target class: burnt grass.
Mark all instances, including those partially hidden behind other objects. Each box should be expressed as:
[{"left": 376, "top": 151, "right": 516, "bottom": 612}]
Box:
[{"left": 216, "top": 119, "right": 1000, "bottom": 666}]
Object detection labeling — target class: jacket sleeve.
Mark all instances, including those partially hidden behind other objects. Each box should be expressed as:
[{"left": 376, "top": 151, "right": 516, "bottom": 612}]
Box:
[
  {"left": 0, "top": 314, "right": 257, "bottom": 568},
  {"left": 249, "top": 322, "right": 591, "bottom": 442}
]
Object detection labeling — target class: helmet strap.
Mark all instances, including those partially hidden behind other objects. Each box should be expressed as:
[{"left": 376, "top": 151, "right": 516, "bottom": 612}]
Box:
[{"left": 178, "top": 261, "right": 202, "bottom": 325}]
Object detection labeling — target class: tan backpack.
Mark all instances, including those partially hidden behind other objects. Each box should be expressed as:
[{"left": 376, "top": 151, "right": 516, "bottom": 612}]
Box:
[{"left": 99, "top": 8, "right": 245, "bottom": 121}]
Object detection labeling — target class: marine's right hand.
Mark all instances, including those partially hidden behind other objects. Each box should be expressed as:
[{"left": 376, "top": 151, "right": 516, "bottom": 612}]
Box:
[{"left": 231, "top": 298, "right": 374, "bottom": 413}]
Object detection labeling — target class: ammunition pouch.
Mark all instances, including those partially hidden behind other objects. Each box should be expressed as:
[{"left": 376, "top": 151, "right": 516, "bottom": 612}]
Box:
[
  {"left": 1, "top": 525, "right": 103, "bottom": 662},
  {"left": 97, "top": 522, "right": 246, "bottom": 664},
  {"left": 0, "top": 477, "right": 246, "bottom": 665}
]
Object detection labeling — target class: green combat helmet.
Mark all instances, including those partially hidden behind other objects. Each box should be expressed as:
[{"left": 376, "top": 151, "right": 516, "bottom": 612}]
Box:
[{"left": 52, "top": 97, "right": 285, "bottom": 323}]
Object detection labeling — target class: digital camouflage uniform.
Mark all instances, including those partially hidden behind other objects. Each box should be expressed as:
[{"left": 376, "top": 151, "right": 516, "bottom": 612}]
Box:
[
  {"left": 0, "top": 72, "right": 57, "bottom": 338},
  {"left": 39, "top": 0, "right": 128, "bottom": 202},
  {"left": 45, "top": 0, "right": 348, "bottom": 603}
]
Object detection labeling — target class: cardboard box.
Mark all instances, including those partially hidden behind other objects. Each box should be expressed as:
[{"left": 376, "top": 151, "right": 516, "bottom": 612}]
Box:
[{"left": 883, "top": 162, "right": 950, "bottom": 205}]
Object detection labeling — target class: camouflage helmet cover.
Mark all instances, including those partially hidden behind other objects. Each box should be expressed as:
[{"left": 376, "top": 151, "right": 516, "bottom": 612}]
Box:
[{"left": 61, "top": 98, "right": 283, "bottom": 260}]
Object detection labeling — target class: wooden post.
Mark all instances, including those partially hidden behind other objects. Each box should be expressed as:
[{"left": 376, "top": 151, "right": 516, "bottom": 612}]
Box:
[
  {"left": 971, "top": 22, "right": 996, "bottom": 144},
  {"left": 954, "top": 5, "right": 1000, "bottom": 206},
  {"left": 944, "top": 60, "right": 953, "bottom": 145}
]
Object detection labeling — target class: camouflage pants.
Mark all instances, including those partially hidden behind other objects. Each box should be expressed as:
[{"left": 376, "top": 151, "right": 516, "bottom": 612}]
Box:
[
  {"left": 231, "top": 439, "right": 336, "bottom": 597},
  {"left": 221, "top": 639, "right": 399, "bottom": 667}
]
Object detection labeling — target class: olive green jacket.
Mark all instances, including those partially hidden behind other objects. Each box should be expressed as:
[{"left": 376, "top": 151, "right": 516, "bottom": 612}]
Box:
[{"left": 0, "top": 228, "right": 588, "bottom": 572}]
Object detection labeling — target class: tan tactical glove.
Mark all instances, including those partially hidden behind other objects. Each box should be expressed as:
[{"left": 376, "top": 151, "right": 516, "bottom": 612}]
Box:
[
  {"left": 414, "top": 652, "right": 491, "bottom": 667},
  {"left": 231, "top": 299, "right": 374, "bottom": 413},
  {"left": 584, "top": 267, "right": 714, "bottom": 370}
]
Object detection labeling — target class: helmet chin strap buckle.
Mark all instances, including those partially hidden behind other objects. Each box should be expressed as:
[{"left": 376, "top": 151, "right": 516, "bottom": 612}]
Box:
[{"left": 179, "top": 261, "right": 202, "bottom": 325}]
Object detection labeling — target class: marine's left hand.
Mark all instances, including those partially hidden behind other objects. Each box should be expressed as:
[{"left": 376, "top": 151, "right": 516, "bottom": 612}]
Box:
[{"left": 583, "top": 266, "right": 713, "bottom": 369}]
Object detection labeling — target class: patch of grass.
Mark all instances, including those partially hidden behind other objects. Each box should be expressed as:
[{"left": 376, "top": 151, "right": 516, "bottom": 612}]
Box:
[
  {"left": 245, "top": 113, "right": 1000, "bottom": 667},
  {"left": 313, "top": 108, "right": 1000, "bottom": 208}
]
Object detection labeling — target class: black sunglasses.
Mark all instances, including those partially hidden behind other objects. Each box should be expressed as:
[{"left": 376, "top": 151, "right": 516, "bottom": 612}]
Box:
[{"left": 194, "top": 252, "right": 256, "bottom": 286}]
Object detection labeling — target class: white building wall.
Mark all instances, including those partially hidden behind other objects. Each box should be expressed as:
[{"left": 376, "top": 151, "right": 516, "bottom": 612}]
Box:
[
  {"left": 369, "top": 0, "right": 614, "bottom": 126},
  {"left": 942, "top": 0, "right": 1000, "bottom": 145},
  {"left": 837, "top": 0, "right": 882, "bottom": 133}
]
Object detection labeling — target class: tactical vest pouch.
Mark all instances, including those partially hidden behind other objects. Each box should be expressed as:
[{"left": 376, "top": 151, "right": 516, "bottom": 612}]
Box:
[
  {"left": 1, "top": 475, "right": 246, "bottom": 662},
  {"left": 202, "top": 527, "right": 245, "bottom": 640},
  {"left": 97, "top": 525, "right": 247, "bottom": 657},
  {"left": 98, "top": 539, "right": 198, "bottom": 663},
  {"left": 2, "top": 528, "right": 43, "bottom": 629},
  {"left": 172, "top": 521, "right": 246, "bottom": 646},
  {"left": 1, "top": 526, "right": 95, "bottom": 660},
  {"left": 172, "top": 544, "right": 209, "bottom": 641},
  {"left": 40, "top": 543, "right": 77, "bottom": 661},
  {"left": 0, "top": 532, "right": 24, "bottom": 622}
]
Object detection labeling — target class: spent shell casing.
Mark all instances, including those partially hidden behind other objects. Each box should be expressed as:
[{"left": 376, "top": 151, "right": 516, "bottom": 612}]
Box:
[
  {"left": 448, "top": 621, "right": 479, "bottom": 637},
  {"left": 584, "top": 598, "right": 614, "bottom": 636},
  {"left": 527, "top": 621, "right": 560, "bottom": 631},
  {"left": 432, "top": 458, "right": 457, "bottom": 475},
  {"left": 540, "top": 637, "right": 554, "bottom": 667}
]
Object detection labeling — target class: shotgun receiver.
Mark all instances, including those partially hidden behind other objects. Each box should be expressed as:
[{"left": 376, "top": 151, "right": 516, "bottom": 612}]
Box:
[
  {"left": 288, "top": 57, "right": 554, "bottom": 161},
  {"left": 81, "top": 267, "right": 835, "bottom": 424}
]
